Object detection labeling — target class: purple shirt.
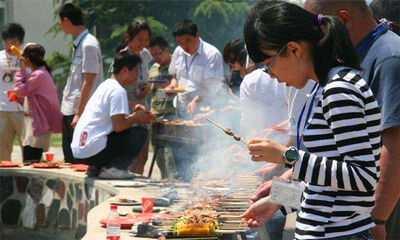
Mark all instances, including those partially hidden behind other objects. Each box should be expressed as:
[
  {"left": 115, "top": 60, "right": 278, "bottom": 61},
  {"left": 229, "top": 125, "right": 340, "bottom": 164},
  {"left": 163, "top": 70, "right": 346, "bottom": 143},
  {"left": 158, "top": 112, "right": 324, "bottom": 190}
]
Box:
[{"left": 14, "top": 66, "right": 62, "bottom": 136}]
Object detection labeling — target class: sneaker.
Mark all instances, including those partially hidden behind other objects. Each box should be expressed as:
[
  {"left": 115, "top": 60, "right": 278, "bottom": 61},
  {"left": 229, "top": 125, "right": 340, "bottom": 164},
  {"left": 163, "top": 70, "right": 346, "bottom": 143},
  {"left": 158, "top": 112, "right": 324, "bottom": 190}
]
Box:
[
  {"left": 98, "top": 167, "right": 134, "bottom": 179},
  {"left": 85, "top": 166, "right": 100, "bottom": 177}
]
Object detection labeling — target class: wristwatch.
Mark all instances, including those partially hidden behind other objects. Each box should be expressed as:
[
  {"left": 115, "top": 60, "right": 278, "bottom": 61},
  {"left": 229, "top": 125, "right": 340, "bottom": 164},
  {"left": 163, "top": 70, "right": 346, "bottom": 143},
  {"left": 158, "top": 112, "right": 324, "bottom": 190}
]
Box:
[{"left": 283, "top": 146, "right": 299, "bottom": 168}]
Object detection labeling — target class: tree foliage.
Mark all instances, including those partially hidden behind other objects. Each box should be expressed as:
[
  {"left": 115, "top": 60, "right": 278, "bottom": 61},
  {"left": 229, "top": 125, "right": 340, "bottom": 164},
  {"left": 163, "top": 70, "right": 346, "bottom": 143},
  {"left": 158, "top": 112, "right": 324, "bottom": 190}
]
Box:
[{"left": 47, "top": 0, "right": 255, "bottom": 93}]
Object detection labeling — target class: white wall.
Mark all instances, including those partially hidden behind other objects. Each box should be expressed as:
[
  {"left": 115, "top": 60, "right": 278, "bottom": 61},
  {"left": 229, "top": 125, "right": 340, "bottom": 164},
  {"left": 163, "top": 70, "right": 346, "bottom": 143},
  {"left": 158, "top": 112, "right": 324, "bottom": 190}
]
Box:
[{"left": 9, "top": 0, "right": 71, "bottom": 56}]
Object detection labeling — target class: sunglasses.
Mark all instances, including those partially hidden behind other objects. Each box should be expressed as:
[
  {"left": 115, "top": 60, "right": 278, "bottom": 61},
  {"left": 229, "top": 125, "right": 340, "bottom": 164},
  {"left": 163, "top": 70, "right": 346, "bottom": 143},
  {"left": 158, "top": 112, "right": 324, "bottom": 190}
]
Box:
[{"left": 263, "top": 45, "right": 287, "bottom": 75}]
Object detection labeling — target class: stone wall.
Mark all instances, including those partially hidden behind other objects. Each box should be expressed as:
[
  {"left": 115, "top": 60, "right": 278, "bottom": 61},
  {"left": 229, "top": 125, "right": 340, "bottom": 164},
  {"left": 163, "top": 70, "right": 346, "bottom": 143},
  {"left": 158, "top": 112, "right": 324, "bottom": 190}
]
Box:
[{"left": 0, "top": 170, "right": 118, "bottom": 240}]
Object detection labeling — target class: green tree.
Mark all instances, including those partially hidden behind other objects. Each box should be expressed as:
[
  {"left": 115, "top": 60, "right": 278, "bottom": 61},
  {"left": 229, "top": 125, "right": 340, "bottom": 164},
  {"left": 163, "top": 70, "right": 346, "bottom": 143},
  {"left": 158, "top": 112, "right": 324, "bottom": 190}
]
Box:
[{"left": 46, "top": 0, "right": 254, "bottom": 93}]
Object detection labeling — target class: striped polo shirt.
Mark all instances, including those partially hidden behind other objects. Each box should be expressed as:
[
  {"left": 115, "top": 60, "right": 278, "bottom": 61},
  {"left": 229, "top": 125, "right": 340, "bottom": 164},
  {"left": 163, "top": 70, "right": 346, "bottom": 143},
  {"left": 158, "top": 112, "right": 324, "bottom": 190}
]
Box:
[{"left": 282, "top": 67, "right": 381, "bottom": 239}]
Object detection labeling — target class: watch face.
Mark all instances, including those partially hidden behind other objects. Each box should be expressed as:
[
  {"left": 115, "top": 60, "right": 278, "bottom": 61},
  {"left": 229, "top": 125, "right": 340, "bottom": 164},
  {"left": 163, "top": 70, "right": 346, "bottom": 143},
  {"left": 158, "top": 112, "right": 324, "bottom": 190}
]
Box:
[{"left": 285, "top": 148, "right": 298, "bottom": 162}]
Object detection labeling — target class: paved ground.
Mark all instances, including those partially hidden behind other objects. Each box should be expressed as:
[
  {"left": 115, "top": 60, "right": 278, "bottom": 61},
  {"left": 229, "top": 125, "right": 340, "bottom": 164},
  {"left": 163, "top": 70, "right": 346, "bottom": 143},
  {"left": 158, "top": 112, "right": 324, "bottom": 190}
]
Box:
[{"left": 10, "top": 145, "right": 296, "bottom": 240}]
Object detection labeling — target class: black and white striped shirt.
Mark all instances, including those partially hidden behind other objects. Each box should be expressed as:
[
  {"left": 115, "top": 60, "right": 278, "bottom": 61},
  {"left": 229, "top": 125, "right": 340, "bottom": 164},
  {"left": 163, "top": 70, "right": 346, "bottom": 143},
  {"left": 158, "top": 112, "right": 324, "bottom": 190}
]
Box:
[{"left": 283, "top": 67, "right": 381, "bottom": 239}]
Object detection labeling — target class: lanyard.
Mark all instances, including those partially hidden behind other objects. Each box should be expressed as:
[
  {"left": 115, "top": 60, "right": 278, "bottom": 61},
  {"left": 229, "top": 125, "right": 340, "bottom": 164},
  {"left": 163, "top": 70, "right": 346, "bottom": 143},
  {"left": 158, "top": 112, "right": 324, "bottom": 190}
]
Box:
[
  {"left": 356, "top": 24, "right": 387, "bottom": 55},
  {"left": 138, "top": 64, "right": 143, "bottom": 81},
  {"left": 184, "top": 53, "right": 199, "bottom": 74},
  {"left": 296, "top": 82, "right": 319, "bottom": 149},
  {"left": 72, "top": 32, "right": 89, "bottom": 60}
]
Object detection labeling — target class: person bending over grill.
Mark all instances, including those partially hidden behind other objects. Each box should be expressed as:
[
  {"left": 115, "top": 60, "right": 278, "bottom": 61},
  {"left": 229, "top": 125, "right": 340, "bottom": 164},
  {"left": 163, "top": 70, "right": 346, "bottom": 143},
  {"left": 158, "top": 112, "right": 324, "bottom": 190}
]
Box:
[
  {"left": 241, "top": 1, "right": 381, "bottom": 240},
  {"left": 71, "top": 52, "right": 156, "bottom": 179}
]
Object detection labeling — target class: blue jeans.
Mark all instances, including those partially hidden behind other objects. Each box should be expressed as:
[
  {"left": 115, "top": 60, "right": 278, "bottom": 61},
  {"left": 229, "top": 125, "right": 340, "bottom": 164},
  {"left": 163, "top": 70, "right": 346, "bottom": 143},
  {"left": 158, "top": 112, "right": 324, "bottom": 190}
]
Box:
[{"left": 299, "top": 230, "right": 374, "bottom": 240}]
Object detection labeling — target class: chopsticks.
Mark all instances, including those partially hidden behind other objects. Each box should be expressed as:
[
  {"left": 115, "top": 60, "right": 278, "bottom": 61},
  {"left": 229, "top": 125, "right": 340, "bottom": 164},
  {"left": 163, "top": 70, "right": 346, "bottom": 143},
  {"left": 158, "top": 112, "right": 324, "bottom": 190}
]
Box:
[{"left": 202, "top": 117, "right": 248, "bottom": 145}]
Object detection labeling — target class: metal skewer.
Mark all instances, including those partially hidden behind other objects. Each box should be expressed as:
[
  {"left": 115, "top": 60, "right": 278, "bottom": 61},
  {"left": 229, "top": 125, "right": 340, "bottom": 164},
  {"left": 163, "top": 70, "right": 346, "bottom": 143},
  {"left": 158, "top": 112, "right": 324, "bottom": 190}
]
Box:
[{"left": 202, "top": 117, "right": 248, "bottom": 145}]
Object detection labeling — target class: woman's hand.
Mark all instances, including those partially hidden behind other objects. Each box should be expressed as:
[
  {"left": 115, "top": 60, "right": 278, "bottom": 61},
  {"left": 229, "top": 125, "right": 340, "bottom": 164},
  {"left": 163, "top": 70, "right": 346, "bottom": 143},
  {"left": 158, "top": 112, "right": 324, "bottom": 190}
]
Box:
[
  {"left": 241, "top": 196, "right": 281, "bottom": 227},
  {"left": 18, "top": 57, "right": 26, "bottom": 69},
  {"left": 248, "top": 138, "right": 287, "bottom": 164}
]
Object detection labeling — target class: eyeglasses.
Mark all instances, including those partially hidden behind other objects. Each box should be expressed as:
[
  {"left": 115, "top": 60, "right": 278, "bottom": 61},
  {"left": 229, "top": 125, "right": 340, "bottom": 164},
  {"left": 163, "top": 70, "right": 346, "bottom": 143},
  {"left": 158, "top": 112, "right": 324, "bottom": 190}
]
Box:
[{"left": 263, "top": 45, "right": 287, "bottom": 75}]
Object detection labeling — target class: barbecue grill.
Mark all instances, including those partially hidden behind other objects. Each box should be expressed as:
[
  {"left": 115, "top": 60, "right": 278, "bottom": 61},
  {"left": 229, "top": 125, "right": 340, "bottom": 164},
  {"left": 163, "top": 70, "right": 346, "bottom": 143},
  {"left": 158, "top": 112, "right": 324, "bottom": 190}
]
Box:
[
  {"left": 158, "top": 175, "right": 262, "bottom": 240},
  {"left": 148, "top": 121, "right": 213, "bottom": 177}
]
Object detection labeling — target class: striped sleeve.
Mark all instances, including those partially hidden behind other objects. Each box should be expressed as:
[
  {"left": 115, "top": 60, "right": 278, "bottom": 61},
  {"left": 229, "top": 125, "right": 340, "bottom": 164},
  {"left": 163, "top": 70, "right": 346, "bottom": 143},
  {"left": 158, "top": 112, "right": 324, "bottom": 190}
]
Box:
[{"left": 292, "top": 81, "right": 379, "bottom": 192}]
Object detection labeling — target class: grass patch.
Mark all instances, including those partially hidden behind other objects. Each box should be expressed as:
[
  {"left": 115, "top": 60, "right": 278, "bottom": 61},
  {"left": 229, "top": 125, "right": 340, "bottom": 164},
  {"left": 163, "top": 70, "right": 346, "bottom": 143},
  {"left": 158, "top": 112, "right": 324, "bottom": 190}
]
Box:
[{"left": 14, "top": 133, "right": 62, "bottom": 147}]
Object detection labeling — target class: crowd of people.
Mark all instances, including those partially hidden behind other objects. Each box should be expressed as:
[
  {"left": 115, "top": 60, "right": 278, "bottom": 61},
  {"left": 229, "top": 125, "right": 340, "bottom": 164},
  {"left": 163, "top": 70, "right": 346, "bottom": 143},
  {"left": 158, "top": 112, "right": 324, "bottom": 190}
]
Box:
[{"left": 0, "top": 0, "right": 399, "bottom": 239}]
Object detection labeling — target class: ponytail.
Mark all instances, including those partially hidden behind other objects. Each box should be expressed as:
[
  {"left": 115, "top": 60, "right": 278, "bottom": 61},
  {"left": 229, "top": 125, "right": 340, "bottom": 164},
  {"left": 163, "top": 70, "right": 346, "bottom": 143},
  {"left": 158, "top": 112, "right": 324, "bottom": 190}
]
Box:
[
  {"left": 22, "top": 43, "right": 52, "bottom": 74},
  {"left": 314, "top": 15, "right": 361, "bottom": 85}
]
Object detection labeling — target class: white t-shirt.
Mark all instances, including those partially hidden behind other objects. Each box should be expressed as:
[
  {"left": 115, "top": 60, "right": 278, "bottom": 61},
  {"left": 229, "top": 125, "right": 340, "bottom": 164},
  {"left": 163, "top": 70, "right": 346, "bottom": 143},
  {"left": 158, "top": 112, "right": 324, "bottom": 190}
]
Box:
[
  {"left": 285, "top": 79, "right": 317, "bottom": 136},
  {"left": 0, "top": 50, "right": 23, "bottom": 112},
  {"left": 240, "top": 69, "right": 287, "bottom": 137},
  {"left": 71, "top": 78, "right": 129, "bottom": 159},
  {"left": 61, "top": 30, "right": 104, "bottom": 116},
  {"left": 169, "top": 39, "right": 224, "bottom": 108}
]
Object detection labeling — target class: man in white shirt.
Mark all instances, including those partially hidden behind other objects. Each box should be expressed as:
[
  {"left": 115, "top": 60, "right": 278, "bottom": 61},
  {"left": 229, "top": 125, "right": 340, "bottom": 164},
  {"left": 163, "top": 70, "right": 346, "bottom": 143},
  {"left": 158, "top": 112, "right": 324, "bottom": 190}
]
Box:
[
  {"left": 71, "top": 51, "right": 156, "bottom": 179},
  {"left": 59, "top": 3, "right": 103, "bottom": 163},
  {"left": 168, "top": 19, "right": 224, "bottom": 119},
  {"left": 0, "top": 23, "right": 25, "bottom": 160}
]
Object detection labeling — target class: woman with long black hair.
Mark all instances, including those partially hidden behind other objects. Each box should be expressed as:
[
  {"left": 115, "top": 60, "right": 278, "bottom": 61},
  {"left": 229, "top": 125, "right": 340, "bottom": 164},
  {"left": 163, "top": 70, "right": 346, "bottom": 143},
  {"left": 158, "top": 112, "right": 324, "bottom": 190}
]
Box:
[
  {"left": 241, "top": 1, "right": 381, "bottom": 239},
  {"left": 114, "top": 19, "right": 153, "bottom": 175}
]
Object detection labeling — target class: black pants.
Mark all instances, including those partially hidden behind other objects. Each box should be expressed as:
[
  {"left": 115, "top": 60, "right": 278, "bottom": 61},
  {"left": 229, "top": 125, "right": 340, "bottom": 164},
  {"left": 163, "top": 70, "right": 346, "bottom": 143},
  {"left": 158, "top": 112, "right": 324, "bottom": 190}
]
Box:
[
  {"left": 76, "top": 127, "right": 147, "bottom": 171},
  {"left": 62, "top": 115, "right": 76, "bottom": 163},
  {"left": 23, "top": 146, "right": 43, "bottom": 163}
]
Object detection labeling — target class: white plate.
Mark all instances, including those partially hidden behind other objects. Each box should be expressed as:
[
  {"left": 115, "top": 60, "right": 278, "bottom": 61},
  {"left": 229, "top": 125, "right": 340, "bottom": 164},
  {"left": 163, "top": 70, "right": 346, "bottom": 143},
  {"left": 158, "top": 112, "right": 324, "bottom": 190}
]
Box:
[{"left": 111, "top": 181, "right": 147, "bottom": 187}]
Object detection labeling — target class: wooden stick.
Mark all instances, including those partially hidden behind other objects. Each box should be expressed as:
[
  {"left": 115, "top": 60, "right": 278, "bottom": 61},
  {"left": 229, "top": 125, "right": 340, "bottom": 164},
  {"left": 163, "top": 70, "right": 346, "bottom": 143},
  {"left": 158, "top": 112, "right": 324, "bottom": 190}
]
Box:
[{"left": 202, "top": 117, "right": 248, "bottom": 145}]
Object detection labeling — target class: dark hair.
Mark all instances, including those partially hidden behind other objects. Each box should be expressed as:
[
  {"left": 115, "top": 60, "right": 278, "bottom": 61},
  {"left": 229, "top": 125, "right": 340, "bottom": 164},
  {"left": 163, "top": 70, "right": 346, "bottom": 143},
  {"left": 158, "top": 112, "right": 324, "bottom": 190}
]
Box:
[
  {"left": 370, "top": 0, "right": 400, "bottom": 35},
  {"left": 2, "top": 23, "right": 25, "bottom": 42},
  {"left": 173, "top": 19, "right": 198, "bottom": 37},
  {"left": 223, "top": 39, "right": 247, "bottom": 66},
  {"left": 305, "top": 0, "right": 370, "bottom": 16},
  {"left": 244, "top": 0, "right": 361, "bottom": 85},
  {"left": 22, "top": 44, "right": 51, "bottom": 73},
  {"left": 58, "top": 3, "right": 83, "bottom": 26},
  {"left": 370, "top": 0, "right": 400, "bottom": 24},
  {"left": 115, "top": 19, "right": 152, "bottom": 53},
  {"left": 149, "top": 36, "right": 169, "bottom": 49},
  {"left": 112, "top": 51, "right": 142, "bottom": 74}
]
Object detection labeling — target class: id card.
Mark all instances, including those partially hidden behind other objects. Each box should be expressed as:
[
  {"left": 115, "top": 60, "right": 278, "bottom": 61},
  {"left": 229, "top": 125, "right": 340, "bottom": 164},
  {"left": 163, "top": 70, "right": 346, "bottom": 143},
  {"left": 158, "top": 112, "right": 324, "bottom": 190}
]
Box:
[
  {"left": 156, "top": 90, "right": 167, "bottom": 99},
  {"left": 270, "top": 177, "right": 304, "bottom": 209}
]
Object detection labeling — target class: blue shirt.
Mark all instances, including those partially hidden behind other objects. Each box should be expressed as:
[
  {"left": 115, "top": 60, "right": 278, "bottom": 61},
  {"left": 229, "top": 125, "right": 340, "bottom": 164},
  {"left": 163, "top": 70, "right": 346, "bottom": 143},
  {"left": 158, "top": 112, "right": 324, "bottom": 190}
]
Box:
[{"left": 357, "top": 24, "right": 400, "bottom": 131}]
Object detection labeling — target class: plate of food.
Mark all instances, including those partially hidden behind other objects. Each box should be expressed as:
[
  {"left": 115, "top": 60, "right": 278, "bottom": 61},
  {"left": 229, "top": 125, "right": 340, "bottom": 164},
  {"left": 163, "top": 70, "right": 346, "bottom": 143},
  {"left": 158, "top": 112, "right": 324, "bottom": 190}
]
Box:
[
  {"left": 31, "top": 162, "right": 62, "bottom": 168},
  {"left": 162, "top": 86, "right": 186, "bottom": 94},
  {"left": 70, "top": 164, "right": 89, "bottom": 172},
  {"left": 109, "top": 197, "right": 140, "bottom": 206},
  {"left": 99, "top": 216, "right": 143, "bottom": 228},
  {"left": 111, "top": 181, "right": 147, "bottom": 187},
  {"left": 0, "top": 161, "right": 20, "bottom": 167}
]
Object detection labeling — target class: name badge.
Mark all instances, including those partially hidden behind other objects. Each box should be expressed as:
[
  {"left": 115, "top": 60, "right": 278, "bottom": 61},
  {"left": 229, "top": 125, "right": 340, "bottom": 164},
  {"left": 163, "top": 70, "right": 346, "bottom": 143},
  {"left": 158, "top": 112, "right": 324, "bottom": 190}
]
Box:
[
  {"left": 156, "top": 90, "right": 167, "bottom": 99},
  {"left": 270, "top": 176, "right": 304, "bottom": 209}
]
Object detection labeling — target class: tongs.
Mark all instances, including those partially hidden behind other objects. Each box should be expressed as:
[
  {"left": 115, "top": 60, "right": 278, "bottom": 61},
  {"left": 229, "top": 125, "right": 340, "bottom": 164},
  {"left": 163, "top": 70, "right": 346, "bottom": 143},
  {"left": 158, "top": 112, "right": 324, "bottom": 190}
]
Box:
[{"left": 202, "top": 117, "right": 248, "bottom": 145}]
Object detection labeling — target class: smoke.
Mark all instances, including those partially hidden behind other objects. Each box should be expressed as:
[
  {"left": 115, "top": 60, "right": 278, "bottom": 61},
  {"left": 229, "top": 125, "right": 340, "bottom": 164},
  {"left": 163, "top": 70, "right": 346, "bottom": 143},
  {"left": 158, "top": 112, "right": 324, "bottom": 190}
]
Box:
[{"left": 178, "top": 68, "right": 289, "bottom": 182}]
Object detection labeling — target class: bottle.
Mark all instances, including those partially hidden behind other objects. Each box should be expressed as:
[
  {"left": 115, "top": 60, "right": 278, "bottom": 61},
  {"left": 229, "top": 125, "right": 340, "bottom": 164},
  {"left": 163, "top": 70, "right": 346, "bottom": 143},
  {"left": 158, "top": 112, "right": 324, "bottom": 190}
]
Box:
[{"left": 106, "top": 205, "right": 120, "bottom": 240}]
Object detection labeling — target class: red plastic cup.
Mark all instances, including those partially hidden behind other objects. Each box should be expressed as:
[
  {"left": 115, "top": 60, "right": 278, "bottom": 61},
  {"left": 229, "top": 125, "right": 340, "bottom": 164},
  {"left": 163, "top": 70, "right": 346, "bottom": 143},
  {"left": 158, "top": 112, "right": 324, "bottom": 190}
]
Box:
[
  {"left": 7, "top": 90, "right": 17, "bottom": 102},
  {"left": 44, "top": 152, "right": 54, "bottom": 161},
  {"left": 141, "top": 197, "right": 154, "bottom": 213}
]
